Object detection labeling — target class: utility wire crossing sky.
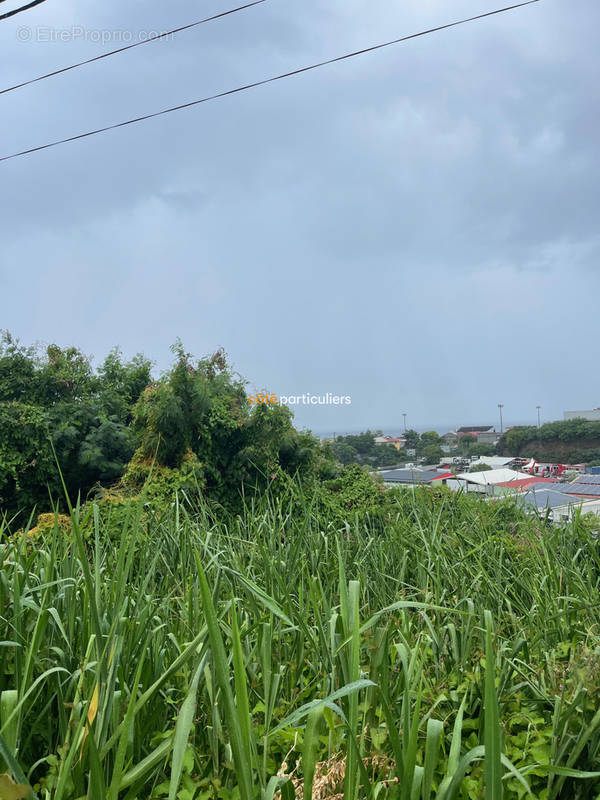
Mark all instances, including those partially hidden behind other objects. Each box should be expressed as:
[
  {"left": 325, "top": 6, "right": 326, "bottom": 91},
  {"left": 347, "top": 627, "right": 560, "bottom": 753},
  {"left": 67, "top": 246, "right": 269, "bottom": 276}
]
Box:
[
  {"left": 0, "top": 0, "right": 265, "bottom": 97},
  {"left": 0, "top": 0, "right": 47, "bottom": 22},
  {"left": 0, "top": 0, "right": 541, "bottom": 163}
]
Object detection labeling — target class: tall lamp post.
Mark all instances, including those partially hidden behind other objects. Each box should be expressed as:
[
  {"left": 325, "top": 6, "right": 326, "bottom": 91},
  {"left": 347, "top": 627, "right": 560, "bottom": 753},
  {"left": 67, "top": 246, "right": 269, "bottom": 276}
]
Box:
[
  {"left": 536, "top": 405, "right": 541, "bottom": 428},
  {"left": 402, "top": 412, "right": 407, "bottom": 432},
  {"left": 498, "top": 403, "right": 504, "bottom": 434}
]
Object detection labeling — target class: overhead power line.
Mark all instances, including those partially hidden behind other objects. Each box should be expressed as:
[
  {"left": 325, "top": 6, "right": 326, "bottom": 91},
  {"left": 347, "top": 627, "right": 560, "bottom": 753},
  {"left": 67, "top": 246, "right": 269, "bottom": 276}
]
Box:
[
  {"left": 0, "top": 0, "right": 541, "bottom": 164},
  {"left": 1, "top": 0, "right": 266, "bottom": 96},
  {"left": 0, "top": 0, "right": 47, "bottom": 22}
]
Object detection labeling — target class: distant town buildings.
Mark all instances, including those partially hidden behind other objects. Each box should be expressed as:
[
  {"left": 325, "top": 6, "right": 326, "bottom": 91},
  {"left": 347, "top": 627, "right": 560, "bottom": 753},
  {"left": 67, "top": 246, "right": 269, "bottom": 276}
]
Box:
[
  {"left": 441, "top": 431, "right": 458, "bottom": 443},
  {"left": 442, "top": 426, "right": 501, "bottom": 445},
  {"left": 564, "top": 408, "right": 600, "bottom": 422},
  {"left": 477, "top": 430, "right": 502, "bottom": 445},
  {"left": 370, "top": 422, "right": 600, "bottom": 525},
  {"left": 375, "top": 452, "right": 600, "bottom": 525}
]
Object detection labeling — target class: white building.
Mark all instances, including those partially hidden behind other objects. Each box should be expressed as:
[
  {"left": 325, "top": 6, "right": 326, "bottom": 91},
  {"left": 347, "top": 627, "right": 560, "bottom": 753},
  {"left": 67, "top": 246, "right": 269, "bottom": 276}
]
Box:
[
  {"left": 477, "top": 430, "right": 502, "bottom": 445},
  {"left": 451, "top": 468, "right": 530, "bottom": 493},
  {"left": 564, "top": 409, "right": 600, "bottom": 422},
  {"left": 469, "top": 456, "right": 516, "bottom": 470}
]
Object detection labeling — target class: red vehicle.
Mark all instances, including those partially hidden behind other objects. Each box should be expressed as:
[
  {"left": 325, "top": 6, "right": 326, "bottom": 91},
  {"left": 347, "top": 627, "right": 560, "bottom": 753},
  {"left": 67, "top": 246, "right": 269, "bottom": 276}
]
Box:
[{"left": 521, "top": 459, "right": 584, "bottom": 478}]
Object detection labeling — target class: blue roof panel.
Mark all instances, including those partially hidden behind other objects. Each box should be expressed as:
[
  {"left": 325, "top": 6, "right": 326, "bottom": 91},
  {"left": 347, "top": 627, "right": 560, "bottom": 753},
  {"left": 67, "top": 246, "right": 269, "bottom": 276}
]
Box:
[
  {"left": 516, "top": 489, "right": 580, "bottom": 510},
  {"left": 381, "top": 469, "right": 445, "bottom": 484},
  {"left": 562, "top": 483, "right": 600, "bottom": 497},
  {"left": 573, "top": 474, "right": 600, "bottom": 485}
]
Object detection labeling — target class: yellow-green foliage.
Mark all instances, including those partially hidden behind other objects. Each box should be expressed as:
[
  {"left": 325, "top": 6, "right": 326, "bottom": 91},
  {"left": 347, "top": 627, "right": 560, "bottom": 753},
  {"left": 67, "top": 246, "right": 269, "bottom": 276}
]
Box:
[
  {"left": 121, "top": 447, "right": 205, "bottom": 502},
  {"left": 23, "top": 512, "right": 71, "bottom": 541}
]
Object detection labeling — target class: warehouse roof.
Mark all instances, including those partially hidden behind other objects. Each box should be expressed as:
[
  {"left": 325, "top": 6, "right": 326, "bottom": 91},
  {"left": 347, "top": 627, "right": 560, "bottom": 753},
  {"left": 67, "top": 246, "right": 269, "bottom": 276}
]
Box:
[
  {"left": 560, "top": 483, "right": 600, "bottom": 497},
  {"left": 469, "top": 456, "right": 516, "bottom": 470},
  {"left": 516, "top": 488, "right": 581, "bottom": 511},
  {"left": 494, "top": 477, "right": 559, "bottom": 491},
  {"left": 381, "top": 469, "right": 454, "bottom": 484},
  {"left": 456, "top": 468, "right": 529, "bottom": 486},
  {"left": 457, "top": 426, "right": 493, "bottom": 433},
  {"left": 571, "top": 474, "right": 600, "bottom": 486}
]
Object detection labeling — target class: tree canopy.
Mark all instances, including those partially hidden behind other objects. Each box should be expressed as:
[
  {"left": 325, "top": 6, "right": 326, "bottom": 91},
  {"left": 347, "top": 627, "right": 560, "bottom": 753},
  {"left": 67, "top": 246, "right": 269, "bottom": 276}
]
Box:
[{"left": 0, "top": 332, "right": 332, "bottom": 516}]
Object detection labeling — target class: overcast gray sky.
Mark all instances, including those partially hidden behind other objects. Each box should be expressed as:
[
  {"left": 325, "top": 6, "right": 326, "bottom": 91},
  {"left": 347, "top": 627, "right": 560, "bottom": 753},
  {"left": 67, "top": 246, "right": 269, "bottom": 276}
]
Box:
[{"left": 1, "top": 0, "right": 598, "bottom": 433}]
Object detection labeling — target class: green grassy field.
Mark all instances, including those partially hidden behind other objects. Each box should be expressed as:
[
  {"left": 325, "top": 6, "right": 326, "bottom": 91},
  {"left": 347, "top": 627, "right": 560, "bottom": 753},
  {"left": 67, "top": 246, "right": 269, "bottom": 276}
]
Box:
[{"left": 1, "top": 488, "right": 599, "bottom": 799}]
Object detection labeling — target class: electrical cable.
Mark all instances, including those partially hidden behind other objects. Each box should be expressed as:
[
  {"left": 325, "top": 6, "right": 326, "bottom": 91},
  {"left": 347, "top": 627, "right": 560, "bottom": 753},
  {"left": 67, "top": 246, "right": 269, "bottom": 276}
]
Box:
[
  {"left": 1, "top": 1, "right": 265, "bottom": 95},
  {"left": 1, "top": 0, "right": 47, "bottom": 22},
  {"left": 0, "top": 0, "right": 541, "bottom": 164}
]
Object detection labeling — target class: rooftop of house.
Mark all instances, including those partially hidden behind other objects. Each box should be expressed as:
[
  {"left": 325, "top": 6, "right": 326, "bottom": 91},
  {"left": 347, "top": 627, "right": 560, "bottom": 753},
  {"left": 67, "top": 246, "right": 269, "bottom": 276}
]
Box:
[
  {"left": 455, "top": 468, "right": 530, "bottom": 485},
  {"left": 516, "top": 488, "right": 582, "bottom": 511},
  {"left": 572, "top": 474, "right": 600, "bottom": 486},
  {"left": 559, "top": 483, "right": 600, "bottom": 498},
  {"left": 469, "top": 456, "right": 516, "bottom": 469},
  {"left": 495, "top": 477, "right": 559, "bottom": 490},
  {"left": 380, "top": 469, "right": 454, "bottom": 484}
]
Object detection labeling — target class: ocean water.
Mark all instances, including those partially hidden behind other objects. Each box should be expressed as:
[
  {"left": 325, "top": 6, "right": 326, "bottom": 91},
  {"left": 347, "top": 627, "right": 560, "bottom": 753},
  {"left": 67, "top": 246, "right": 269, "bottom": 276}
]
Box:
[{"left": 315, "top": 420, "right": 540, "bottom": 440}]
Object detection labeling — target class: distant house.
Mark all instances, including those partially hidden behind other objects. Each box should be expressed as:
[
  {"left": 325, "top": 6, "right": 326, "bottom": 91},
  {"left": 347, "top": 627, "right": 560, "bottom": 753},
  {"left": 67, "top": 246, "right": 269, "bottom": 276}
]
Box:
[
  {"left": 373, "top": 435, "right": 406, "bottom": 451},
  {"left": 477, "top": 430, "right": 501, "bottom": 446},
  {"left": 442, "top": 430, "right": 459, "bottom": 443},
  {"left": 564, "top": 408, "right": 600, "bottom": 422},
  {"left": 380, "top": 469, "right": 454, "bottom": 488},
  {"left": 457, "top": 426, "right": 493, "bottom": 437}
]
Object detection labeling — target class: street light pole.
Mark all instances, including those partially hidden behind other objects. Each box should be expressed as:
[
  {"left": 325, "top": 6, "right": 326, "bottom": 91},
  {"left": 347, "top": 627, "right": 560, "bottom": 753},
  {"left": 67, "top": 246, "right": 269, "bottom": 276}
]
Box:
[
  {"left": 498, "top": 403, "right": 504, "bottom": 433},
  {"left": 536, "top": 405, "right": 541, "bottom": 428},
  {"left": 402, "top": 413, "right": 407, "bottom": 432}
]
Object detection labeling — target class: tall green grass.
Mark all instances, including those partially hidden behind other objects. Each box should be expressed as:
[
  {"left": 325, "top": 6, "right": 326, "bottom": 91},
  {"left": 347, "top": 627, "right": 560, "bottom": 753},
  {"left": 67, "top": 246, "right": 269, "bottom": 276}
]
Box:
[{"left": 0, "top": 488, "right": 599, "bottom": 798}]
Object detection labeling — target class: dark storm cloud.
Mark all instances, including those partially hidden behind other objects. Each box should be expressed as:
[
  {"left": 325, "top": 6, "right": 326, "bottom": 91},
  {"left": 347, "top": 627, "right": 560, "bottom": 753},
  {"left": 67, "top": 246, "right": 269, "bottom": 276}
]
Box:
[{"left": 1, "top": 0, "right": 598, "bottom": 432}]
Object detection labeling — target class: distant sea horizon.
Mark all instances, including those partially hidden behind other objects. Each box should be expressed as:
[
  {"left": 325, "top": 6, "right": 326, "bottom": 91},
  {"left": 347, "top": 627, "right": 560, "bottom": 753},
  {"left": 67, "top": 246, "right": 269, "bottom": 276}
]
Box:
[{"left": 312, "top": 420, "right": 542, "bottom": 439}]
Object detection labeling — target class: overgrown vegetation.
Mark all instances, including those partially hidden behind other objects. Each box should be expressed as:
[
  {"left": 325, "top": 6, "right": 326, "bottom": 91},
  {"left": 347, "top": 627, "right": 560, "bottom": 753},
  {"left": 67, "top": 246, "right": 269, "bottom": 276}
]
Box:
[
  {"left": 0, "top": 333, "right": 332, "bottom": 518},
  {"left": 2, "top": 334, "right": 600, "bottom": 798},
  {"left": 1, "top": 486, "right": 599, "bottom": 799},
  {"left": 498, "top": 420, "right": 600, "bottom": 465},
  {"left": 326, "top": 430, "right": 451, "bottom": 469},
  {"left": 326, "top": 432, "right": 404, "bottom": 468},
  {"left": 0, "top": 332, "right": 152, "bottom": 514}
]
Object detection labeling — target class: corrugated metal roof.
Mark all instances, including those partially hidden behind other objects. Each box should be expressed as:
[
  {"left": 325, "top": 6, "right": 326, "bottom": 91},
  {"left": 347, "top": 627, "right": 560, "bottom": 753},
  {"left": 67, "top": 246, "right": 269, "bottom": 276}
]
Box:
[
  {"left": 381, "top": 469, "right": 452, "bottom": 484},
  {"left": 523, "top": 480, "right": 564, "bottom": 492},
  {"left": 494, "top": 477, "right": 559, "bottom": 490},
  {"left": 561, "top": 483, "right": 600, "bottom": 497},
  {"left": 456, "top": 469, "right": 529, "bottom": 486},
  {"left": 457, "top": 426, "right": 493, "bottom": 433},
  {"left": 469, "top": 457, "right": 516, "bottom": 469},
  {"left": 572, "top": 474, "right": 600, "bottom": 486},
  {"left": 516, "top": 489, "right": 580, "bottom": 511}
]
